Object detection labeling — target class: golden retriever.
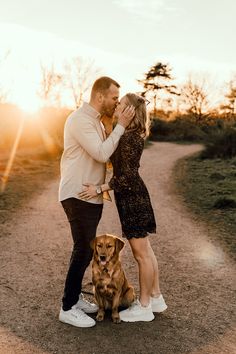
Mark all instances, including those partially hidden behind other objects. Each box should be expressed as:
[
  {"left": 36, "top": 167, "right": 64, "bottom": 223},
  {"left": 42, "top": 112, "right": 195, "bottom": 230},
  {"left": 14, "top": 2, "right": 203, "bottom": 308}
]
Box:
[{"left": 90, "top": 234, "right": 135, "bottom": 323}]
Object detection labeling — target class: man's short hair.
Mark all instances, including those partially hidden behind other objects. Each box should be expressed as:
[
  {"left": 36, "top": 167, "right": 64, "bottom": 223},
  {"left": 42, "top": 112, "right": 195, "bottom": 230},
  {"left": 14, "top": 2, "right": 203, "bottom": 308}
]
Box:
[{"left": 91, "top": 76, "right": 120, "bottom": 98}]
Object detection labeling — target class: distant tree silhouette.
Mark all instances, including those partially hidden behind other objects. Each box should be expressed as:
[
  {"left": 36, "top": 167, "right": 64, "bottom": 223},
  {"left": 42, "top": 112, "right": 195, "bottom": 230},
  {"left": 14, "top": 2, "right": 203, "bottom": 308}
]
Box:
[
  {"left": 180, "top": 76, "right": 209, "bottom": 123},
  {"left": 63, "top": 57, "right": 100, "bottom": 109},
  {"left": 138, "top": 62, "right": 177, "bottom": 115},
  {"left": 220, "top": 77, "right": 236, "bottom": 119},
  {"left": 37, "top": 63, "right": 62, "bottom": 107}
]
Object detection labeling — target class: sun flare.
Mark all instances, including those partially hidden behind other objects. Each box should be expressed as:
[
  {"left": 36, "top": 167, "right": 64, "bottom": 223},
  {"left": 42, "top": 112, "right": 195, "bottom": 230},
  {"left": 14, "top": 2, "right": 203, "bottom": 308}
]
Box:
[{"left": 16, "top": 96, "right": 41, "bottom": 115}]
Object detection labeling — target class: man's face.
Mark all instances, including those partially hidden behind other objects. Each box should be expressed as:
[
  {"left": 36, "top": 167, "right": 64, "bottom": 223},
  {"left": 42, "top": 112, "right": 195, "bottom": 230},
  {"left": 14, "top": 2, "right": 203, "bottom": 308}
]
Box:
[{"left": 100, "top": 84, "right": 119, "bottom": 117}]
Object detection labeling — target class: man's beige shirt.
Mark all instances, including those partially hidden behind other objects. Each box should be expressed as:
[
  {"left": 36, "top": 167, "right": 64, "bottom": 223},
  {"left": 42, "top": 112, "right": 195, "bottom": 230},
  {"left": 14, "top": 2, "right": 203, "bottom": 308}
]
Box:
[{"left": 59, "top": 102, "right": 125, "bottom": 204}]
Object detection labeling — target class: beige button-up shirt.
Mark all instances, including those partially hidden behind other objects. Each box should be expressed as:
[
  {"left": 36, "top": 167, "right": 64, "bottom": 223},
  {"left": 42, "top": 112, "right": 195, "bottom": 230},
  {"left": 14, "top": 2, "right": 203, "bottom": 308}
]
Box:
[{"left": 59, "top": 102, "right": 125, "bottom": 204}]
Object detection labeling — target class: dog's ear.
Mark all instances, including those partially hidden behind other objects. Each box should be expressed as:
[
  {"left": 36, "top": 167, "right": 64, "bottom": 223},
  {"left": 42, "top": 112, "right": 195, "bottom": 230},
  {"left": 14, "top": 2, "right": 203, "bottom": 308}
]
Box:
[
  {"left": 115, "top": 237, "right": 125, "bottom": 253},
  {"left": 90, "top": 238, "right": 96, "bottom": 250}
]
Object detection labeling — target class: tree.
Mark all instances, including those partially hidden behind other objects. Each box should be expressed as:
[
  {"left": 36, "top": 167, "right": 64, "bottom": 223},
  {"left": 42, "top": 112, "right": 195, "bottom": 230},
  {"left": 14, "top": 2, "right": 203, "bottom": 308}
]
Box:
[
  {"left": 37, "top": 63, "right": 62, "bottom": 107},
  {"left": 179, "top": 76, "right": 209, "bottom": 123},
  {"left": 138, "top": 62, "right": 177, "bottom": 115},
  {"left": 220, "top": 77, "right": 236, "bottom": 119},
  {"left": 63, "top": 57, "right": 100, "bottom": 109}
]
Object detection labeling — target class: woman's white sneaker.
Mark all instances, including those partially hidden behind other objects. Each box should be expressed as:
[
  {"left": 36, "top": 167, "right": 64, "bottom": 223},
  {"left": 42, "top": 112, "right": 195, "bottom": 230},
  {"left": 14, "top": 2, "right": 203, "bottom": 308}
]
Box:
[
  {"left": 59, "top": 305, "right": 96, "bottom": 327},
  {"left": 119, "top": 300, "right": 154, "bottom": 322},
  {"left": 151, "top": 294, "right": 167, "bottom": 313}
]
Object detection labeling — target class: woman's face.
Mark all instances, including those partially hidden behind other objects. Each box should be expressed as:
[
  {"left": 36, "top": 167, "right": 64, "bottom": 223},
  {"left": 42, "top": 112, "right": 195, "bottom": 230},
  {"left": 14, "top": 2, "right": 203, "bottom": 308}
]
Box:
[{"left": 114, "top": 96, "right": 128, "bottom": 117}]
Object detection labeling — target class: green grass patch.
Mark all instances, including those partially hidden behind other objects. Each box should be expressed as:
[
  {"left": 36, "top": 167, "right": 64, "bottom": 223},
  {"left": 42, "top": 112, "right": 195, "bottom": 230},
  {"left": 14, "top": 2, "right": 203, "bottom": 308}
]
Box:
[{"left": 174, "top": 153, "right": 236, "bottom": 258}]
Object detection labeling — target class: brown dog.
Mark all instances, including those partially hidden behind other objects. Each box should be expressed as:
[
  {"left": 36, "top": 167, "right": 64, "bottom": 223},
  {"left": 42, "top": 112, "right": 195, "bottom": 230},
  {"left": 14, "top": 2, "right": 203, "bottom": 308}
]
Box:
[{"left": 90, "top": 234, "right": 135, "bottom": 323}]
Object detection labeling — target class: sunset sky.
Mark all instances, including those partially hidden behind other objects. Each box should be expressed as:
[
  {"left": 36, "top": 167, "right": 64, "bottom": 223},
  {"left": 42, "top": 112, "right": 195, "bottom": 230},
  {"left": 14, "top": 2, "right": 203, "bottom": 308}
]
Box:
[{"left": 0, "top": 0, "right": 235, "bottom": 111}]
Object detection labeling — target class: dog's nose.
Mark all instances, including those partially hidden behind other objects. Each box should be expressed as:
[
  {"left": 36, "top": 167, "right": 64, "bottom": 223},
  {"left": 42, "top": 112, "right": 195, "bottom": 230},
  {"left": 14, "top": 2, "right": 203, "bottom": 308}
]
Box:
[{"left": 100, "top": 255, "right": 106, "bottom": 262}]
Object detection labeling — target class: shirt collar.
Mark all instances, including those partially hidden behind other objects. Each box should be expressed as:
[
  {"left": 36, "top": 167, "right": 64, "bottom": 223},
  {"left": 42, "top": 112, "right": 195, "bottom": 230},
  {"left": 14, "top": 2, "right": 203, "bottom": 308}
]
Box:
[{"left": 82, "top": 102, "right": 101, "bottom": 120}]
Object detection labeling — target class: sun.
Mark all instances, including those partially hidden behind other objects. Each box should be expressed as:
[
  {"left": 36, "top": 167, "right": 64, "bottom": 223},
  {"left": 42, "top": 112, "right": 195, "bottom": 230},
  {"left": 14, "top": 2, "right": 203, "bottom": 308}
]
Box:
[{"left": 14, "top": 94, "right": 41, "bottom": 115}]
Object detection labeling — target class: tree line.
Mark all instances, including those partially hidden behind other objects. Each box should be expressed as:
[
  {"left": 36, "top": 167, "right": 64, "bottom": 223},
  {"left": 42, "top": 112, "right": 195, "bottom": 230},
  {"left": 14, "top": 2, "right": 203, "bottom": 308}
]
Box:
[
  {"left": 138, "top": 62, "right": 236, "bottom": 124},
  {"left": 0, "top": 51, "right": 236, "bottom": 124},
  {"left": 0, "top": 53, "right": 100, "bottom": 109}
]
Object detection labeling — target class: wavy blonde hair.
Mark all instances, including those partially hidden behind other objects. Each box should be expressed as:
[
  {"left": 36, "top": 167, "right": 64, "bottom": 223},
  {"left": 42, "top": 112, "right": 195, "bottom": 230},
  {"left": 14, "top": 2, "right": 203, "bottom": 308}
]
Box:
[{"left": 124, "top": 93, "right": 150, "bottom": 137}]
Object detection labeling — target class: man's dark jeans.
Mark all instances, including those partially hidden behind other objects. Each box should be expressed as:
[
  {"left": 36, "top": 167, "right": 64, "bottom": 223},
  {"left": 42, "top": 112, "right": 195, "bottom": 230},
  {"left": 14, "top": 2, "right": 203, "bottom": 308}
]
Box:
[{"left": 61, "top": 198, "right": 103, "bottom": 311}]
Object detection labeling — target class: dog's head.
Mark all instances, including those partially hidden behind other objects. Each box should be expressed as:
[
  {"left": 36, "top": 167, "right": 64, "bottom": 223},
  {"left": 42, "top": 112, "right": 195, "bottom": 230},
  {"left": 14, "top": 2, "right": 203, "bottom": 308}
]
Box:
[{"left": 90, "top": 234, "right": 124, "bottom": 266}]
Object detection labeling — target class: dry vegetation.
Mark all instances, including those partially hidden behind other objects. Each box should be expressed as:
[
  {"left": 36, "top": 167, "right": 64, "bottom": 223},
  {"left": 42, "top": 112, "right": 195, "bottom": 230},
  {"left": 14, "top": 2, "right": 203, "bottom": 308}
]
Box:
[
  {"left": 0, "top": 104, "right": 68, "bottom": 224},
  {"left": 0, "top": 148, "right": 60, "bottom": 225}
]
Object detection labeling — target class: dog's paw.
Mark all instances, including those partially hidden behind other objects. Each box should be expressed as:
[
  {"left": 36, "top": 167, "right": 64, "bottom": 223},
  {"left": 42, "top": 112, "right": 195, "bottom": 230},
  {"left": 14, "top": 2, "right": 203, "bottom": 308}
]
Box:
[
  {"left": 96, "top": 312, "right": 105, "bottom": 322},
  {"left": 112, "top": 315, "right": 121, "bottom": 324}
]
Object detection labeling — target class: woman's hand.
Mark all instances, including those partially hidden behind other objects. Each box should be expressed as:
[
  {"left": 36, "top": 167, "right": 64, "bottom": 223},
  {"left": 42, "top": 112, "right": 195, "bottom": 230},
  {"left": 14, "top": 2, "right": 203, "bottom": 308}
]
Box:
[
  {"left": 78, "top": 183, "right": 98, "bottom": 200},
  {"left": 115, "top": 105, "right": 135, "bottom": 128},
  {"left": 101, "top": 115, "right": 114, "bottom": 136}
]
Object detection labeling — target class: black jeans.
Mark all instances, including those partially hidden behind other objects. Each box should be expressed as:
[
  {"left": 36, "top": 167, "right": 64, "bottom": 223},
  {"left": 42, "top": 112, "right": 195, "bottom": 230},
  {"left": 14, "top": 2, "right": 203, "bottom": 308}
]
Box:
[{"left": 61, "top": 198, "right": 103, "bottom": 311}]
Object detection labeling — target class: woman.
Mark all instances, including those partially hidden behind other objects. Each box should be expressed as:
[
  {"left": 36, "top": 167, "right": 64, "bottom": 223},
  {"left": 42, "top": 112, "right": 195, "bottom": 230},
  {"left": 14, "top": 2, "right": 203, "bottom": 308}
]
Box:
[{"left": 79, "top": 93, "right": 167, "bottom": 322}]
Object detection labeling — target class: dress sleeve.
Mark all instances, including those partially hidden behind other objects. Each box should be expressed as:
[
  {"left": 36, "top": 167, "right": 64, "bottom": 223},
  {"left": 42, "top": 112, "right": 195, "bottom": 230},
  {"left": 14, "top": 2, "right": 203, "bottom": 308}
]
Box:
[{"left": 108, "top": 133, "right": 143, "bottom": 192}]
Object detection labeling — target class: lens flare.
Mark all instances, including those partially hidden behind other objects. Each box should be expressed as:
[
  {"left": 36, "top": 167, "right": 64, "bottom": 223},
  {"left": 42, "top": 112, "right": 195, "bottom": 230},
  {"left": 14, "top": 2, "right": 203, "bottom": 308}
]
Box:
[{"left": 1, "top": 118, "right": 25, "bottom": 193}]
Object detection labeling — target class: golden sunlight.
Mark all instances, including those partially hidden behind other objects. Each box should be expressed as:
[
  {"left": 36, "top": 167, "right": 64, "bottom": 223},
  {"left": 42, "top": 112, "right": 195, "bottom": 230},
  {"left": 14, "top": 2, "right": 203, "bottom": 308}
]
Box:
[
  {"left": 0, "top": 118, "right": 25, "bottom": 193},
  {"left": 195, "top": 240, "right": 225, "bottom": 268},
  {"left": 15, "top": 95, "right": 41, "bottom": 115}
]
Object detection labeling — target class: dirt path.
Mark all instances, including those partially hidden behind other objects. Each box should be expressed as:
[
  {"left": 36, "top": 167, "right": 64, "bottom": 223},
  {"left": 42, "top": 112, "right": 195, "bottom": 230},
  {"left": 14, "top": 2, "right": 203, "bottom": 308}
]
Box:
[{"left": 0, "top": 142, "right": 235, "bottom": 354}]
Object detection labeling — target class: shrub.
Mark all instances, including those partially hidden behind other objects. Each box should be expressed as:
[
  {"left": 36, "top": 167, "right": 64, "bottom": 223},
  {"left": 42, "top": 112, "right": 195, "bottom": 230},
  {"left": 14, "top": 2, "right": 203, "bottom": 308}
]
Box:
[
  {"left": 150, "top": 118, "right": 206, "bottom": 142},
  {"left": 213, "top": 197, "right": 236, "bottom": 209},
  {"left": 201, "top": 128, "right": 236, "bottom": 159}
]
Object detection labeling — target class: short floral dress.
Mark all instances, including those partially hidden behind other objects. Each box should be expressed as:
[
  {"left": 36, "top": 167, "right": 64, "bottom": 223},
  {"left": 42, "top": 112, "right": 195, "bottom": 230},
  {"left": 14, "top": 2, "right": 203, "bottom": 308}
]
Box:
[{"left": 109, "top": 131, "right": 156, "bottom": 239}]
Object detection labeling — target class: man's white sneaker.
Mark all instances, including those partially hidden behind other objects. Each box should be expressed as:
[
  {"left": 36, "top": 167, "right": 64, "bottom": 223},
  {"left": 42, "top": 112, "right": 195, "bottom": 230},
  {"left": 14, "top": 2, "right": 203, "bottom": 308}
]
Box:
[
  {"left": 75, "top": 293, "right": 98, "bottom": 314},
  {"left": 59, "top": 306, "right": 96, "bottom": 328},
  {"left": 151, "top": 294, "right": 167, "bottom": 313},
  {"left": 119, "top": 300, "right": 154, "bottom": 322}
]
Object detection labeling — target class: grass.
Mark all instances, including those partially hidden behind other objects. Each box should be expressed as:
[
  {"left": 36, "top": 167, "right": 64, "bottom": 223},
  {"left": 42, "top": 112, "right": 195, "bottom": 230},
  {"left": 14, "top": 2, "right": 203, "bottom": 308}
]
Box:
[
  {"left": 0, "top": 148, "right": 60, "bottom": 226},
  {"left": 174, "top": 153, "right": 236, "bottom": 259}
]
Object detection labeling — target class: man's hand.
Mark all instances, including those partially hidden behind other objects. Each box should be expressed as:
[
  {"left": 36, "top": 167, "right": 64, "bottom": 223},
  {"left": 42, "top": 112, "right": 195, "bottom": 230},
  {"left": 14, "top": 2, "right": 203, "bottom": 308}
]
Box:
[{"left": 115, "top": 105, "right": 135, "bottom": 128}]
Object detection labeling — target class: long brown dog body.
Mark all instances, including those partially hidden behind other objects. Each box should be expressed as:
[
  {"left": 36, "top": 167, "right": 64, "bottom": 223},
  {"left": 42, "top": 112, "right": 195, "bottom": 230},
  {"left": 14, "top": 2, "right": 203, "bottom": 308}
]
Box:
[{"left": 90, "top": 234, "right": 135, "bottom": 323}]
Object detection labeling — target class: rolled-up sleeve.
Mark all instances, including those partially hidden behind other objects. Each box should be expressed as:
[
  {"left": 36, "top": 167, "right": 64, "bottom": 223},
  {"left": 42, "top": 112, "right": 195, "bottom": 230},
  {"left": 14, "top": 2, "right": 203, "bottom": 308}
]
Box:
[{"left": 71, "top": 118, "right": 125, "bottom": 163}]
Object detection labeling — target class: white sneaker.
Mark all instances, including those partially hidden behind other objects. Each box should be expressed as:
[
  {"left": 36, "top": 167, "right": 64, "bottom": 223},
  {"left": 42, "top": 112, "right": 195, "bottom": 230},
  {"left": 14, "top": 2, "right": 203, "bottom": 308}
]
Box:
[
  {"left": 119, "top": 300, "right": 154, "bottom": 322},
  {"left": 151, "top": 294, "right": 167, "bottom": 313},
  {"left": 75, "top": 293, "right": 98, "bottom": 314},
  {"left": 59, "top": 306, "right": 96, "bottom": 328}
]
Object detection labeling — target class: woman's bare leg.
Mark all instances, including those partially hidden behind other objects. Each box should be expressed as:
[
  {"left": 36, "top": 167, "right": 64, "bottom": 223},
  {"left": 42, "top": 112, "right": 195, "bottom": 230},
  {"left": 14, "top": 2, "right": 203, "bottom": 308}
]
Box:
[
  {"left": 148, "top": 242, "right": 161, "bottom": 297},
  {"left": 128, "top": 237, "right": 154, "bottom": 307}
]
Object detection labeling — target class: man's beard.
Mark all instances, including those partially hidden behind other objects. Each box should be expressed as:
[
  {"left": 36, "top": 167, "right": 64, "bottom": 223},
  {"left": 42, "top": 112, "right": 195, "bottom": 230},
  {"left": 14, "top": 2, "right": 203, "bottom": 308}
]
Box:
[{"left": 101, "top": 103, "right": 114, "bottom": 117}]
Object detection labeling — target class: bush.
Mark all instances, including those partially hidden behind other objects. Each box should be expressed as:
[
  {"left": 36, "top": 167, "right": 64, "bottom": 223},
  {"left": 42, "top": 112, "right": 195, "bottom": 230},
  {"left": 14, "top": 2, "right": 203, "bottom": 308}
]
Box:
[
  {"left": 150, "top": 118, "right": 206, "bottom": 142},
  {"left": 201, "top": 128, "right": 236, "bottom": 159},
  {"left": 213, "top": 197, "right": 236, "bottom": 209}
]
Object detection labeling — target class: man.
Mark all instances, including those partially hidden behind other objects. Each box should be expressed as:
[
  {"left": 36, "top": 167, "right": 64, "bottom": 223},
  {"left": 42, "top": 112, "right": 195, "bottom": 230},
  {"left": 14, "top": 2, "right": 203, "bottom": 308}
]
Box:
[{"left": 58, "top": 76, "right": 135, "bottom": 328}]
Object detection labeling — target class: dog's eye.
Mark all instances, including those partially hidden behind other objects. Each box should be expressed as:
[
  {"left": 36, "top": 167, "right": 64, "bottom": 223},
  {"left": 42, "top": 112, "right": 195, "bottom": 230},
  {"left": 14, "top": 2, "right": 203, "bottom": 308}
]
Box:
[
  {"left": 107, "top": 245, "right": 113, "bottom": 248},
  {"left": 97, "top": 244, "right": 102, "bottom": 248}
]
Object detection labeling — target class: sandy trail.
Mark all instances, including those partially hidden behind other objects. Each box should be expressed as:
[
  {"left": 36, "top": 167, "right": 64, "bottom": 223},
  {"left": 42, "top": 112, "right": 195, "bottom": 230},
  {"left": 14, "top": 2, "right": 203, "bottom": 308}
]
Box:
[{"left": 0, "top": 142, "right": 235, "bottom": 354}]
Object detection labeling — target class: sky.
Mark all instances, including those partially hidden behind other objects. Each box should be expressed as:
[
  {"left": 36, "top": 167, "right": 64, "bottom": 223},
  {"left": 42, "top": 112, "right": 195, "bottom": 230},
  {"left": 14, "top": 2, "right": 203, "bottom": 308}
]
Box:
[{"left": 0, "top": 0, "right": 235, "bottom": 111}]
